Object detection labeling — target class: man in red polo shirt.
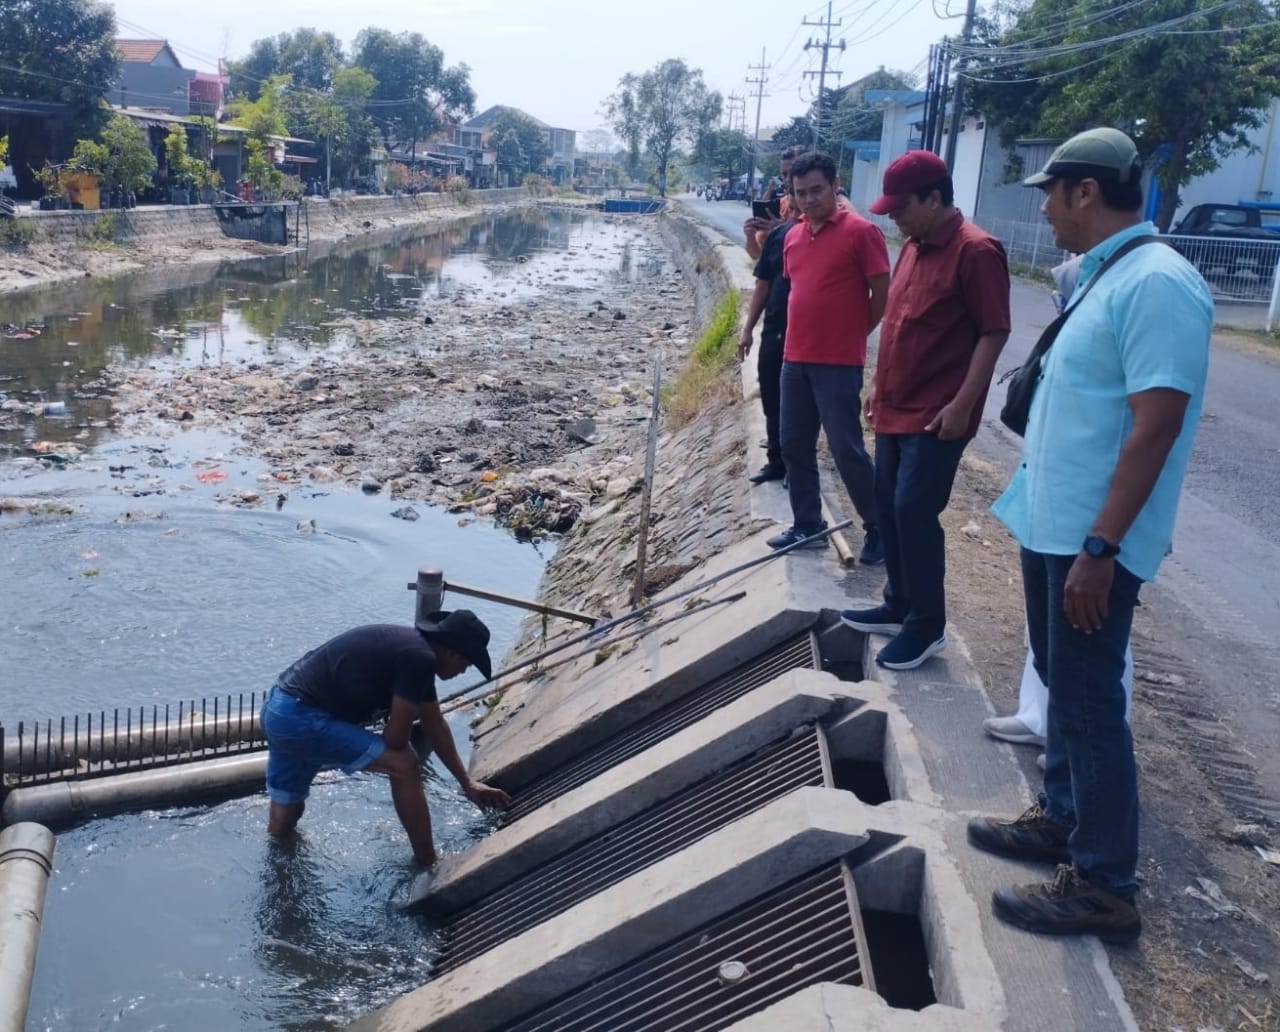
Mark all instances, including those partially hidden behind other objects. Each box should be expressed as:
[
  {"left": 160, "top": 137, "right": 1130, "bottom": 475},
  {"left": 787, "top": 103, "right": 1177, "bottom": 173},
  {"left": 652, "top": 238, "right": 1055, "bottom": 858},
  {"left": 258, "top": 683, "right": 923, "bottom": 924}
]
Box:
[
  {"left": 767, "top": 151, "right": 890, "bottom": 562},
  {"left": 842, "top": 150, "right": 1010, "bottom": 669}
]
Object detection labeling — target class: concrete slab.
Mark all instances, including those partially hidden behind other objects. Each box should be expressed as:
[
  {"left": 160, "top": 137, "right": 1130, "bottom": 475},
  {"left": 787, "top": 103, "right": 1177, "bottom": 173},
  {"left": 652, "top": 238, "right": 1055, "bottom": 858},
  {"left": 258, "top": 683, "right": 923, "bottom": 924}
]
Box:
[
  {"left": 863, "top": 631, "right": 1140, "bottom": 1032},
  {"left": 348, "top": 787, "right": 872, "bottom": 1032},
  {"left": 723, "top": 983, "right": 993, "bottom": 1032},
  {"left": 424, "top": 670, "right": 869, "bottom": 914}
]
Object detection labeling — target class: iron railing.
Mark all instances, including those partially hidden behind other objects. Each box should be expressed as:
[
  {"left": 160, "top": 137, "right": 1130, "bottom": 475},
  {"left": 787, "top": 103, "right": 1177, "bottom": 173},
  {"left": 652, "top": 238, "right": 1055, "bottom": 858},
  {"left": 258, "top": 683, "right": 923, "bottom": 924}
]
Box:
[
  {"left": 495, "top": 859, "right": 873, "bottom": 1032},
  {"left": 1164, "top": 232, "right": 1280, "bottom": 303},
  {"left": 0, "top": 694, "right": 267, "bottom": 793}
]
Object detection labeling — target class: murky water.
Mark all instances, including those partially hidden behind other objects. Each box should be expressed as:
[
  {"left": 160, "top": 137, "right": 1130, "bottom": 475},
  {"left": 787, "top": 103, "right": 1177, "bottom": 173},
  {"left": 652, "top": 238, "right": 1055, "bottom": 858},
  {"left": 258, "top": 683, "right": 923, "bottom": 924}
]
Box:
[{"left": 0, "top": 208, "right": 653, "bottom": 1030}]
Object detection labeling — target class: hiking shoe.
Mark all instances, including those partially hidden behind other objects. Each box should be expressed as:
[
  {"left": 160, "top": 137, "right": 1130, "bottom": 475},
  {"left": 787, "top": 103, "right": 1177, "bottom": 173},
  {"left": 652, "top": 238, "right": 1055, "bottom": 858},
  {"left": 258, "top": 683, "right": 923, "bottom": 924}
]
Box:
[
  {"left": 766, "top": 523, "right": 828, "bottom": 550},
  {"left": 875, "top": 631, "right": 946, "bottom": 670},
  {"left": 749, "top": 462, "right": 786, "bottom": 485},
  {"left": 967, "top": 803, "right": 1071, "bottom": 864},
  {"left": 982, "top": 715, "right": 1047, "bottom": 747},
  {"left": 859, "top": 526, "right": 885, "bottom": 566},
  {"left": 839, "top": 604, "right": 904, "bottom": 635},
  {"left": 992, "top": 864, "right": 1141, "bottom": 944}
]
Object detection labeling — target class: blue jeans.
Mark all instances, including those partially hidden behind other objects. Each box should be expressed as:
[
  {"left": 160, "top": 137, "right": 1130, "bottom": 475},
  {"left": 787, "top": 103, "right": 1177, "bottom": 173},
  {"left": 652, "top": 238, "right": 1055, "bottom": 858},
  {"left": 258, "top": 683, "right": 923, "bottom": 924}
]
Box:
[
  {"left": 877, "top": 433, "right": 968, "bottom": 640},
  {"left": 260, "top": 687, "right": 385, "bottom": 804},
  {"left": 779, "top": 361, "right": 877, "bottom": 530},
  {"left": 1021, "top": 548, "right": 1142, "bottom": 899}
]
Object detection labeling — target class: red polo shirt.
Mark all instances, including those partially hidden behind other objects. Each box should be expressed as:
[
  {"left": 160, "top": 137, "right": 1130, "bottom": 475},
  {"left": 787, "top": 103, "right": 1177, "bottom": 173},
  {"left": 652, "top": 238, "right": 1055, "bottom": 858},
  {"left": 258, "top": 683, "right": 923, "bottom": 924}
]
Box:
[
  {"left": 782, "top": 206, "right": 889, "bottom": 366},
  {"left": 874, "top": 211, "right": 1010, "bottom": 439}
]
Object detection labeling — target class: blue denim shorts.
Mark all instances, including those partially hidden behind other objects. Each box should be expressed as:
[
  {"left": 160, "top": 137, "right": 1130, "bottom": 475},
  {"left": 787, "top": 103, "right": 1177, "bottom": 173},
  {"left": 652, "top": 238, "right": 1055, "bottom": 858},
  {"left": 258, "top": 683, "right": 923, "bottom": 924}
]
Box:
[{"left": 260, "top": 686, "right": 385, "bottom": 804}]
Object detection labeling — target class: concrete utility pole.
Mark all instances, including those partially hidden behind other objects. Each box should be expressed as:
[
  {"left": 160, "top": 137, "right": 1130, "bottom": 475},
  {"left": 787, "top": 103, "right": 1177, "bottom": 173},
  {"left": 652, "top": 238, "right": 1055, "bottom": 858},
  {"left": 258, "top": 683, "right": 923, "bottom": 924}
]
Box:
[
  {"left": 746, "top": 48, "right": 769, "bottom": 195},
  {"left": 725, "top": 91, "right": 746, "bottom": 132},
  {"left": 803, "top": 0, "right": 846, "bottom": 149},
  {"left": 944, "top": 0, "right": 979, "bottom": 172}
]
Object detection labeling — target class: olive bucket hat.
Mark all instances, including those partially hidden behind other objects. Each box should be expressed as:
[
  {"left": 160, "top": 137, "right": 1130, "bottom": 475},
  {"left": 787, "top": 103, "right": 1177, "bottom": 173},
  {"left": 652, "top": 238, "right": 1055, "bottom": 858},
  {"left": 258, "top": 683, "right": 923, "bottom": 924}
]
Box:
[{"left": 416, "top": 609, "right": 493, "bottom": 679}]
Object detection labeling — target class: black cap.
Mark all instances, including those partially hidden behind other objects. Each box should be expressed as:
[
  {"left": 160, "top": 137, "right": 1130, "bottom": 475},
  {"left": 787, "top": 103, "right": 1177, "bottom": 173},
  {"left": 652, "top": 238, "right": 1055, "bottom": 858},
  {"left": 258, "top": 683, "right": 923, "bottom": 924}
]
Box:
[{"left": 416, "top": 609, "right": 493, "bottom": 679}]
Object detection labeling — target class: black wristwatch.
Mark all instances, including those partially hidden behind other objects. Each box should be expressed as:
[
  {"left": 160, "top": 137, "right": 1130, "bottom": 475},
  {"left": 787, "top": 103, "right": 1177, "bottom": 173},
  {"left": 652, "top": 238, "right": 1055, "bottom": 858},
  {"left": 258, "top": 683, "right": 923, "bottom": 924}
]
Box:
[{"left": 1083, "top": 535, "right": 1120, "bottom": 559}]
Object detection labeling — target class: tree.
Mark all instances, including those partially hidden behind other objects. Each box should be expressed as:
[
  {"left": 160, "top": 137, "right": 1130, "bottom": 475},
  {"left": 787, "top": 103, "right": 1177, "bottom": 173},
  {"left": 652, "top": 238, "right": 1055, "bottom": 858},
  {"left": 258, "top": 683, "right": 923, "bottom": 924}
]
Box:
[
  {"left": 227, "top": 28, "right": 344, "bottom": 101},
  {"left": 828, "top": 68, "right": 917, "bottom": 148},
  {"left": 604, "top": 59, "right": 722, "bottom": 196},
  {"left": 967, "top": 0, "right": 1280, "bottom": 230},
  {"left": 487, "top": 107, "right": 549, "bottom": 177},
  {"left": 99, "top": 112, "right": 156, "bottom": 192},
  {"left": 770, "top": 117, "right": 817, "bottom": 154},
  {"left": 497, "top": 130, "right": 525, "bottom": 181},
  {"left": 693, "top": 129, "right": 753, "bottom": 183},
  {"left": 353, "top": 28, "right": 474, "bottom": 161}
]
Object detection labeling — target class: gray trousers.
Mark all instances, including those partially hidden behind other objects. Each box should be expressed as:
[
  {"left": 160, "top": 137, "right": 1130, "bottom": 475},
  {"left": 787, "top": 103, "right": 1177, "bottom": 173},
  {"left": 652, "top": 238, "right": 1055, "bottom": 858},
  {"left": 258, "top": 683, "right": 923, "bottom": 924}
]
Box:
[{"left": 779, "top": 361, "right": 877, "bottom": 531}]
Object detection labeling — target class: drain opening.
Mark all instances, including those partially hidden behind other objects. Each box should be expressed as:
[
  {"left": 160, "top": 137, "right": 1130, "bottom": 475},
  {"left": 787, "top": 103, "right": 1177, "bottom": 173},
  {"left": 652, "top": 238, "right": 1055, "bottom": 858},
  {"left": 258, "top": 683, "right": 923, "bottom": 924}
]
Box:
[
  {"left": 859, "top": 909, "right": 937, "bottom": 1010},
  {"left": 829, "top": 758, "right": 891, "bottom": 805}
]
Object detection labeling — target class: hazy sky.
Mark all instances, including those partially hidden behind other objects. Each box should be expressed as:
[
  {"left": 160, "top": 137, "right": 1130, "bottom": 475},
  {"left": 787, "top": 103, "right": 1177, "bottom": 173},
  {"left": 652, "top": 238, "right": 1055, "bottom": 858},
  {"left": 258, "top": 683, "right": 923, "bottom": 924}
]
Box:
[{"left": 109, "top": 0, "right": 956, "bottom": 135}]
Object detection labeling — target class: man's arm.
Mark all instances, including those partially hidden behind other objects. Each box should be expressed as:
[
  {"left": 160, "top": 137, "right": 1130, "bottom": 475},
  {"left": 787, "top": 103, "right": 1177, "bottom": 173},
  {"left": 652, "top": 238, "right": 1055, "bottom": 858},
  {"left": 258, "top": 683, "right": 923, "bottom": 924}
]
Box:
[
  {"left": 418, "top": 701, "right": 512, "bottom": 807},
  {"left": 1064, "top": 387, "right": 1190, "bottom": 632},
  {"left": 866, "top": 273, "right": 889, "bottom": 334},
  {"left": 737, "top": 278, "right": 771, "bottom": 361},
  {"left": 925, "top": 330, "right": 1010, "bottom": 439},
  {"left": 743, "top": 216, "right": 778, "bottom": 260}
]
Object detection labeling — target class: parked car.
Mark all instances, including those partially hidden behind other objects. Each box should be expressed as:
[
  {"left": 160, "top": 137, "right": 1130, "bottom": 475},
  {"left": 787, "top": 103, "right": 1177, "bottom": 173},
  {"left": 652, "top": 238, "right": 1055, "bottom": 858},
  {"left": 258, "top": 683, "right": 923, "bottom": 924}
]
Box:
[{"left": 1168, "top": 203, "right": 1280, "bottom": 283}]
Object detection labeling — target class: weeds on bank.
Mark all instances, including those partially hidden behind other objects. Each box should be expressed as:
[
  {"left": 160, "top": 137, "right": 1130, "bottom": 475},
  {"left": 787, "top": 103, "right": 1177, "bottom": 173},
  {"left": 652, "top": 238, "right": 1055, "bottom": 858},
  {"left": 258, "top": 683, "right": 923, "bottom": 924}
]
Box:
[
  {"left": 1009, "top": 260, "right": 1054, "bottom": 286},
  {"left": 0, "top": 218, "right": 38, "bottom": 248},
  {"left": 664, "top": 289, "right": 740, "bottom": 428}
]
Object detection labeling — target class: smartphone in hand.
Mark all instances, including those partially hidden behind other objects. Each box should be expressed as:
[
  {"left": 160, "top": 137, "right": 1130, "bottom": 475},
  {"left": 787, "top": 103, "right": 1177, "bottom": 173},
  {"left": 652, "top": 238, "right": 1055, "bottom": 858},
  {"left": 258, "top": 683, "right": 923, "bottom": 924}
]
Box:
[{"left": 752, "top": 199, "right": 781, "bottom": 220}]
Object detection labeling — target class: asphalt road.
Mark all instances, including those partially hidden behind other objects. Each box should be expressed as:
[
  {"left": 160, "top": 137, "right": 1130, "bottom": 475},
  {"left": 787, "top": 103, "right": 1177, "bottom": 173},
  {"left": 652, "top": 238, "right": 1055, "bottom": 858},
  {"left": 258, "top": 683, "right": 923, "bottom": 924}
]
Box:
[{"left": 677, "top": 193, "right": 1280, "bottom": 821}]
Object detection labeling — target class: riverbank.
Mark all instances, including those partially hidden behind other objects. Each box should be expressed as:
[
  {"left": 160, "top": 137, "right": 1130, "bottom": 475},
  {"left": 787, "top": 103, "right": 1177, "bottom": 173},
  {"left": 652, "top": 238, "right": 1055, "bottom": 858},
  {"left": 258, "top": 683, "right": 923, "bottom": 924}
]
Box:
[{"left": 0, "top": 189, "right": 533, "bottom": 296}]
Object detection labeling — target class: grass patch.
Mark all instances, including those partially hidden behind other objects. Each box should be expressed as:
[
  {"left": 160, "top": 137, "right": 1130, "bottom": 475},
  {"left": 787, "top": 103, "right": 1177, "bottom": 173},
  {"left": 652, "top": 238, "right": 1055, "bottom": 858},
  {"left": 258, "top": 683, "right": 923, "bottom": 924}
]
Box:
[
  {"left": 664, "top": 289, "right": 740, "bottom": 428},
  {"left": 0, "top": 217, "right": 38, "bottom": 248},
  {"left": 1009, "top": 260, "right": 1054, "bottom": 286}
]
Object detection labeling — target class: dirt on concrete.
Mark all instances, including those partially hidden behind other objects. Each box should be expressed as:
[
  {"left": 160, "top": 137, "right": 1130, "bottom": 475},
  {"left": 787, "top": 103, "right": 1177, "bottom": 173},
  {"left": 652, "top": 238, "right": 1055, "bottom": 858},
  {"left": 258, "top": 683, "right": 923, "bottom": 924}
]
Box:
[{"left": 943, "top": 451, "right": 1280, "bottom": 1032}]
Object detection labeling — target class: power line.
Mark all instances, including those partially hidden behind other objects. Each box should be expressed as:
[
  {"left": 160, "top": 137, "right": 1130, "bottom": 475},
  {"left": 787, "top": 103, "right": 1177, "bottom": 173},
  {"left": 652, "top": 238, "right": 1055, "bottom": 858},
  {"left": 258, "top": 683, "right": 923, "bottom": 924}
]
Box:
[{"left": 803, "top": 0, "right": 847, "bottom": 146}]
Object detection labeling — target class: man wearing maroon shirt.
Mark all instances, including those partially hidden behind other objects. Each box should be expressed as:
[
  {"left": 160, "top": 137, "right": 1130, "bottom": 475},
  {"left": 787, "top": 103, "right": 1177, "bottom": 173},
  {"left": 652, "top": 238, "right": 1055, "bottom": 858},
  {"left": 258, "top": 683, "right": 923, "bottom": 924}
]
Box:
[
  {"left": 842, "top": 150, "right": 1011, "bottom": 669},
  {"left": 768, "top": 151, "right": 890, "bottom": 563}
]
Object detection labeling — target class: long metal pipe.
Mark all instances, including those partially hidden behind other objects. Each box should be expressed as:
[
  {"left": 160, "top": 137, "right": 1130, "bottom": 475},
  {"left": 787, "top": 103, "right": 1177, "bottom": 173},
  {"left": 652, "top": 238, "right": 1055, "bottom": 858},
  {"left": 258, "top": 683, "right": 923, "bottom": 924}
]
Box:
[
  {"left": 1, "top": 754, "right": 267, "bottom": 830},
  {"left": 0, "top": 822, "right": 55, "bottom": 1032}
]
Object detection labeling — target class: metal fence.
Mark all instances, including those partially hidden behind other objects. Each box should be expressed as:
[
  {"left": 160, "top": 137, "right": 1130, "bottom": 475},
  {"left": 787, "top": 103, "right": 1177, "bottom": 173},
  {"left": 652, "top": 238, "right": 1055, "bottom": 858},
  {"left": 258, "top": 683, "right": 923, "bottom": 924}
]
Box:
[
  {"left": 974, "top": 217, "right": 1070, "bottom": 274},
  {"left": 0, "top": 694, "right": 267, "bottom": 791}
]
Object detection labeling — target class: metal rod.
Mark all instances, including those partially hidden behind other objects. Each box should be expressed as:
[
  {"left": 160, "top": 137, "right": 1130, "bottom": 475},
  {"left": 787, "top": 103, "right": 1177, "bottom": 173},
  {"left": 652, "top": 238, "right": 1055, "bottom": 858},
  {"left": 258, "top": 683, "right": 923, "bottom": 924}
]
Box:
[
  {"left": 629, "top": 358, "right": 662, "bottom": 607},
  {"left": 411, "top": 579, "right": 596, "bottom": 626},
  {"left": 435, "top": 519, "right": 852, "bottom": 708}
]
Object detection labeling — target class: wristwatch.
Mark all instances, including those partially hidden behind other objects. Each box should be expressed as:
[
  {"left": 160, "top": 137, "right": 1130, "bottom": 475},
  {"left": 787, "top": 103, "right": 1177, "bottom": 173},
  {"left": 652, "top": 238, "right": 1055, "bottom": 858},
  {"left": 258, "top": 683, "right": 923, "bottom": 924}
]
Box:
[{"left": 1083, "top": 535, "right": 1120, "bottom": 559}]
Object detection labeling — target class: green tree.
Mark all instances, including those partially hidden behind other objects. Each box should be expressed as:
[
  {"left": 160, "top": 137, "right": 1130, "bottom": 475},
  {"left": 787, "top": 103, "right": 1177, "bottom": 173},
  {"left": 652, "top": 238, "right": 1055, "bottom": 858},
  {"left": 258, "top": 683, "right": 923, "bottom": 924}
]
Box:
[
  {"left": 0, "top": 0, "right": 119, "bottom": 115},
  {"left": 487, "top": 107, "right": 549, "bottom": 176},
  {"left": 693, "top": 129, "right": 752, "bottom": 182},
  {"left": 163, "top": 123, "right": 196, "bottom": 185},
  {"left": 353, "top": 28, "right": 474, "bottom": 161},
  {"left": 967, "top": 0, "right": 1280, "bottom": 230},
  {"left": 227, "top": 27, "right": 344, "bottom": 101},
  {"left": 290, "top": 66, "right": 378, "bottom": 191},
  {"left": 604, "top": 59, "right": 722, "bottom": 196},
  {"left": 99, "top": 112, "right": 156, "bottom": 192},
  {"left": 828, "top": 68, "right": 917, "bottom": 148},
  {"left": 769, "top": 117, "right": 816, "bottom": 154}
]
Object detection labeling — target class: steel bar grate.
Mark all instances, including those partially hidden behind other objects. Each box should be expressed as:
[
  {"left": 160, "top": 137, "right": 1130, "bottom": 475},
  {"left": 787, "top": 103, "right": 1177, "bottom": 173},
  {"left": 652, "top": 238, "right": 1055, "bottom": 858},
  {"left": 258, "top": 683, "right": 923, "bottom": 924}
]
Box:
[
  {"left": 496, "top": 860, "right": 869, "bottom": 1032},
  {"left": 437, "top": 729, "right": 826, "bottom": 973},
  {"left": 502, "top": 633, "right": 818, "bottom": 822}
]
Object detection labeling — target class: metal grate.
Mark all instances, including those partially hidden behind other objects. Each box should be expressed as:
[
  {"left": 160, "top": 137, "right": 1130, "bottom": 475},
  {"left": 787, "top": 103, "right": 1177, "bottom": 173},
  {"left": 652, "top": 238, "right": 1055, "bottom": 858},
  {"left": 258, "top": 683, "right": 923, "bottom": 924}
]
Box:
[
  {"left": 437, "top": 728, "right": 827, "bottom": 973},
  {"left": 503, "top": 633, "right": 818, "bottom": 822},
  {"left": 0, "top": 695, "right": 267, "bottom": 793},
  {"left": 495, "top": 860, "right": 871, "bottom": 1032}
]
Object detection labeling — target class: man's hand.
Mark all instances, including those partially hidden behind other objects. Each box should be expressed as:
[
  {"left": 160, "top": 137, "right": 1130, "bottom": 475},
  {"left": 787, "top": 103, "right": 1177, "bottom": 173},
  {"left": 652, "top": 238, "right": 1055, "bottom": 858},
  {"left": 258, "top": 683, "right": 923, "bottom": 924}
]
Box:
[
  {"left": 737, "top": 327, "right": 753, "bottom": 362},
  {"left": 1064, "top": 552, "right": 1114, "bottom": 633},
  {"left": 924, "top": 399, "right": 972, "bottom": 440},
  {"left": 863, "top": 384, "right": 876, "bottom": 427},
  {"left": 463, "top": 779, "right": 512, "bottom": 809},
  {"left": 743, "top": 215, "right": 780, "bottom": 237}
]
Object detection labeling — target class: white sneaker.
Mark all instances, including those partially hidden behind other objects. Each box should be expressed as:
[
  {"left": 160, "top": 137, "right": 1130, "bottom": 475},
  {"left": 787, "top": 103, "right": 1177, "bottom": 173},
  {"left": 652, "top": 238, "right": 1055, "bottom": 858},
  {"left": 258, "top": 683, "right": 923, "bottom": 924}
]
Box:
[
  {"left": 1036, "top": 752, "right": 1046, "bottom": 771},
  {"left": 982, "top": 715, "right": 1047, "bottom": 747}
]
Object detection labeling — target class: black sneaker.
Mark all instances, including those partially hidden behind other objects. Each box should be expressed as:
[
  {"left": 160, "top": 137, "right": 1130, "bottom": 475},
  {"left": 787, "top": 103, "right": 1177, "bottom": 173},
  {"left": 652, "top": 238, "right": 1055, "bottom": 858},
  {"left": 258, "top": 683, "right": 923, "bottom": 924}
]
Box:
[
  {"left": 967, "top": 803, "right": 1071, "bottom": 864},
  {"left": 993, "top": 864, "right": 1141, "bottom": 944},
  {"left": 766, "top": 523, "right": 828, "bottom": 550},
  {"left": 749, "top": 462, "right": 786, "bottom": 485},
  {"left": 875, "top": 630, "right": 946, "bottom": 670},
  {"left": 839, "top": 604, "right": 903, "bottom": 635},
  {"left": 859, "top": 526, "right": 885, "bottom": 565}
]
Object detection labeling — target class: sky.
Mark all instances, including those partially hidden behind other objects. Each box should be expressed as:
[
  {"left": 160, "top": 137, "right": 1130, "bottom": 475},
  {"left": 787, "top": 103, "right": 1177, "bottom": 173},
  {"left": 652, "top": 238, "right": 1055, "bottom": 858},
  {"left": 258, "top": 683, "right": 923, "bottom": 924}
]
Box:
[{"left": 108, "top": 0, "right": 957, "bottom": 137}]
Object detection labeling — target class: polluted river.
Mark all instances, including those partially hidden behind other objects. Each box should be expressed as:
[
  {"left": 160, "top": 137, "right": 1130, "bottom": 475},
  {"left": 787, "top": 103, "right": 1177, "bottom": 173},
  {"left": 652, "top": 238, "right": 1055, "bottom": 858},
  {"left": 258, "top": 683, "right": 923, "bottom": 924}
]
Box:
[{"left": 0, "top": 205, "right": 695, "bottom": 1030}]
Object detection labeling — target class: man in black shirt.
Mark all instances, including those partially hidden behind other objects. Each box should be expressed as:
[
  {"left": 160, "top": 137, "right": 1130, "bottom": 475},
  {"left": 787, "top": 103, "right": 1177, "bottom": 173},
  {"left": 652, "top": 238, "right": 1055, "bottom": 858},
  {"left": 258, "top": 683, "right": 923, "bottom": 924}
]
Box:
[{"left": 261, "top": 610, "right": 510, "bottom": 865}]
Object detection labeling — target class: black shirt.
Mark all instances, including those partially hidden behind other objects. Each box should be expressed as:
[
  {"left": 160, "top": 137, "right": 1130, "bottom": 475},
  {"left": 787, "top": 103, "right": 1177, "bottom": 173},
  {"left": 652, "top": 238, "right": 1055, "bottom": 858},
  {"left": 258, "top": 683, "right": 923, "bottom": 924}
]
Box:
[
  {"left": 276, "top": 624, "right": 438, "bottom": 724},
  {"left": 753, "top": 220, "right": 793, "bottom": 340}
]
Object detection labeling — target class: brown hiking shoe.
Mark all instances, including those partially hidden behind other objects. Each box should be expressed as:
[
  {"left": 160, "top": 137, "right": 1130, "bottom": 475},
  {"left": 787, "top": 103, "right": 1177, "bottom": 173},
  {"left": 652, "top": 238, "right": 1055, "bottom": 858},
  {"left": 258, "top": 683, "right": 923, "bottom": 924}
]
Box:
[
  {"left": 993, "top": 864, "right": 1142, "bottom": 944},
  {"left": 967, "top": 803, "right": 1071, "bottom": 864}
]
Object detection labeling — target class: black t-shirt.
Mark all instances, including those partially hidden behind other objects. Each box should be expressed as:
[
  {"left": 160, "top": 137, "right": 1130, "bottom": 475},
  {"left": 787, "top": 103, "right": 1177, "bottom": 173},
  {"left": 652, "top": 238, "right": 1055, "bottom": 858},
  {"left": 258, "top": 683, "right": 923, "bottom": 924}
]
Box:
[
  {"left": 276, "top": 624, "right": 438, "bottom": 724},
  {"left": 752, "top": 220, "right": 792, "bottom": 339}
]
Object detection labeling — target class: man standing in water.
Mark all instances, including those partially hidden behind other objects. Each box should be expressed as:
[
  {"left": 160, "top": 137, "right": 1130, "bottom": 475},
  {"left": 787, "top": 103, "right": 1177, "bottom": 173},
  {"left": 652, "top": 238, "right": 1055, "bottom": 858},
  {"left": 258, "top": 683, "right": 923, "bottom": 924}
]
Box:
[{"left": 260, "top": 610, "right": 511, "bottom": 865}]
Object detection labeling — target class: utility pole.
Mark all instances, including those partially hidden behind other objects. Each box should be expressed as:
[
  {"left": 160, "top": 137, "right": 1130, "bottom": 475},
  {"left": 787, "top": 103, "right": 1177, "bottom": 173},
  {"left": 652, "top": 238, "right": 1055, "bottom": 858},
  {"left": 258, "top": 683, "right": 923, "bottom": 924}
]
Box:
[
  {"left": 803, "top": 0, "right": 846, "bottom": 150},
  {"left": 746, "top": 48, "right": 769, "bottom": 195},
  {"left": 725, "top": 91, "right": 746, "bottom": 132},
  {"left": 944, "top": 0, "right": 979, "bottom": 173}
]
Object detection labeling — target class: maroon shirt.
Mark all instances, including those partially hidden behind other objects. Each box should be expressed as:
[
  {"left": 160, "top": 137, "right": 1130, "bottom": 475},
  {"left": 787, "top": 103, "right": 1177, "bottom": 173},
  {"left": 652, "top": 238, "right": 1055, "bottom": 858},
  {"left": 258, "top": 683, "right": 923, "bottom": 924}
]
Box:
[{"left": 874, "top": 211, "right": 1010, "bottom": 439}]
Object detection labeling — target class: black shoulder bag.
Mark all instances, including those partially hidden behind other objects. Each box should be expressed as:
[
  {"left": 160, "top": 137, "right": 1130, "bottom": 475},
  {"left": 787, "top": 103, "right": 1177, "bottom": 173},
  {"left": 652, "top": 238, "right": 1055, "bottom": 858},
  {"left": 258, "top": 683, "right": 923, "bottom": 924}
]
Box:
[{"left": 999, "top": 235, "right": 1162, "bottom": 437}]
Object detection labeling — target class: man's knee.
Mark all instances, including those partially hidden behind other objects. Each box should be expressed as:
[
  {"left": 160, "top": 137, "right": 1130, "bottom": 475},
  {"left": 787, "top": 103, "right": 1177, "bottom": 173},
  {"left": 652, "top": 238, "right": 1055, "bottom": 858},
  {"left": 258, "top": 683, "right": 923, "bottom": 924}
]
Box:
[
  {"left": 371, "top": 745, "right": 419, "bottom": 782},
  {"left": 268, "top": 801, "right": 305, "bottom": 836}
]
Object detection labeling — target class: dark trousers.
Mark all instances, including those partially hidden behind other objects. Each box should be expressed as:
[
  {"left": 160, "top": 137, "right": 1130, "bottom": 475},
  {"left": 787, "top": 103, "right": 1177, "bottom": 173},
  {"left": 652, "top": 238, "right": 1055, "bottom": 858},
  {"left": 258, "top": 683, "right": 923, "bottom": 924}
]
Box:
[
  {"left": 757, "top": 331, "right": 784, "bottom": 467},
  {"left": 1022, "top": 547, "right": 1142, "bottom": 899},
  {"left": 779, "top": 361, "right": 876, "bottom": 530},
  {"left": 877, "top": 433, "right": 967, "bottom": 639}
]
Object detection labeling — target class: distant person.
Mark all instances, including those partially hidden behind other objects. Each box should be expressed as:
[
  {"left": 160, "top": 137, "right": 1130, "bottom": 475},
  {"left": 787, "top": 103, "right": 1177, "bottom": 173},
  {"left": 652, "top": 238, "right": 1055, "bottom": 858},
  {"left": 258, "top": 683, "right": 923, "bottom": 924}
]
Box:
[
  {"left": 841, "top": 150, "right": 1010, "bottom": 670},
  {"left": 260, "top": 611, "right": 511, "bottom": 866},
  {"left": 970, "top": 127, "right": 1211, "bottom": 943},
  {"left": 768, "top": 151, "right": 889, "bottom": 563}
]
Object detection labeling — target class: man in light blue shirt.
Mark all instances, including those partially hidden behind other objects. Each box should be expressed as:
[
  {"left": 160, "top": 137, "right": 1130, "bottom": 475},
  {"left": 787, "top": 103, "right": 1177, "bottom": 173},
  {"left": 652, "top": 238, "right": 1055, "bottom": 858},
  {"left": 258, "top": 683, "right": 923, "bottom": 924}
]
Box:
[{"left": 968, "top": 128, "right": 1212, "bottom": 943}]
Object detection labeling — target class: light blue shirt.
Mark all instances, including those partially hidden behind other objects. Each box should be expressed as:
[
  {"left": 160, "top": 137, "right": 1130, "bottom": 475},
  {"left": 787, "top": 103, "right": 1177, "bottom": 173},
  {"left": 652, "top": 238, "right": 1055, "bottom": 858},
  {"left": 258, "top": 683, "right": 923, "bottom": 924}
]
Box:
[{"left": 992, "top": 221, "right": 1212, "bottom": 582}]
